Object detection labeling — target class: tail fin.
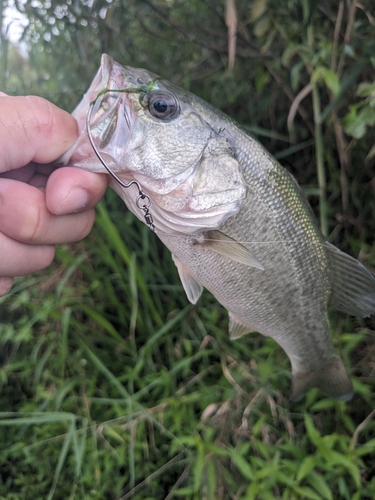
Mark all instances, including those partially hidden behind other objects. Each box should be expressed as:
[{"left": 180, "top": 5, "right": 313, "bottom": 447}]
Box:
[{"left": 290, "top": 357, "right": 353, "bottom": 402}]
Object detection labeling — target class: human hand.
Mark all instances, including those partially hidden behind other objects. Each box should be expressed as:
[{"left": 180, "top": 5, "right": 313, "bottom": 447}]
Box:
[{"left": 0, "top": 94, "right": 108, "bottom": 296}]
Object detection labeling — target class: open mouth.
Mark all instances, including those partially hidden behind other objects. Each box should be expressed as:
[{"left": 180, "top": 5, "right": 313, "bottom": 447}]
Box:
[{"left": 59, "top": 54, "right": 133, "bottom": 173}]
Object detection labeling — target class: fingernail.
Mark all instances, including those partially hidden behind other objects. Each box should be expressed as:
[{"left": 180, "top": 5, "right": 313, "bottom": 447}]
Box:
[
  {"left": 56, "top": 188, "right": 89, "bottom": 215},
  {"left": 0, "top": 277, "right": 13, "bottom": 296}
]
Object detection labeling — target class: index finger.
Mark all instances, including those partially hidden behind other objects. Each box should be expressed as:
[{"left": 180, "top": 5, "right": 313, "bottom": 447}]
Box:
[{"left": 0, "top": 95, "right": 78, "bottom": 173}]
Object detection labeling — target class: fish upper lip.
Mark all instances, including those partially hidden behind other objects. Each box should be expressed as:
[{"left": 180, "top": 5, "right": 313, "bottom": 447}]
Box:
[
  {"left": 101, "top": 53, "right": 114, "bottom": 79},
  {"left": 57, "top": 55, "right": 132, "bottom": 173}
]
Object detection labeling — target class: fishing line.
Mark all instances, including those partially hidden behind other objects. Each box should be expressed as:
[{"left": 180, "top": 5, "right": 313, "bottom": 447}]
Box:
[{"left": 86, "top": 97, "right": 156, "bottom": 232}]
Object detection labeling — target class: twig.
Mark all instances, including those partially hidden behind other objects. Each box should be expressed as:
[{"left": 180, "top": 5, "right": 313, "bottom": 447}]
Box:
[
  {"left": 331, "top": 1, "right": 344, "bottom": 72},
  {"left": 308, "top": 24, "right": 328, "bottom": 235},
  {"left": 226, "top": 0, "right": 238, "bottom": 71},
  {"left": 334, "top": 111, "right": 350, "bottom": 215},
  {"left": 312, "top": 79, "right": 328, "bottom": 235},
  {"left": 287, "top": 83, "right": 313, "bottom": 143},
  {"left": 140, "top": 0, "right": 268, "bottom": 59},
  {"left": 164, "top": 462, "right": 191, "bottom": 500},
  {"left": 337, "top": 0, "right": 357, "bottom": 76},
  {"left": 265, "top": 62, "right": 315, "bottom": 136},
  {"left": 330, "top": 2, "right": 350, "bottom": 218},
  {"left": 119, "top": 450, "right": 189, "bottom": 500},
  {"left": 221, "top": 356, "right": 248, "bottom": 398},
  {"left": 350, "top": 409, "right": 375, "bottom": 449},
  {"left": 240, "top": 388, "right": 264, "bottom": 431}
]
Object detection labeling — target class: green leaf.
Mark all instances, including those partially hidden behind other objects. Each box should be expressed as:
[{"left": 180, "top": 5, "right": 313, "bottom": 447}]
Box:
[
  {"left": 296, "top": 455, "right": 316, "bottom": 481},
  {"left": 47, "top": 424, "right": 73, "bottom": 500},
  {"left": 79, "top": 339, "right": 133, "bottom": 401},
  {"left": 356, "top": 81, "right": 375, "bottom": 98},
  {"left": 310, "top": 398, "right": 336, "bottom": 411},
  {"left": 311, "top": 66, "right": 340, "bottom": 97},
  {"left": 246, "top": 481, "right": 260, "bottom": 499},
  {"left": 355, "top": 439, "right": 375, "bottom": 456},
  {"left": 318, "top": 60, "right": 366, "bottom": 124},
  {"left": 0, "top": 412, "right": 76, "bottom": 425},
  {"left": 342, "top": 105, "right": 375, "bottom": 139},
  {"left": 75, "top": 304, "right": 123, "bottom": 342},
  {"left": 193, "top": 450, "right": 205, "bottom": 492},
  {"left": 307, "top": 471, "right": 333, "bottom": 500},
  {"left": 304, "top": 414, "right": 320, "bottom": 446},
  {"left": 327, "top": 451, "right": 361, "bottom": 488},
  {"left": 231, "top": 451, "right": 255, "bottom": 480},
  {"left": 251, "top": 0, "right": 269, "bottom": 22},
  {"left": 292, "top": 485, "right": 322, "bottom": 500},
  {"left": 302, "top": 0, "right": 320, "bottom": 25},
  {"left": 338, "top": 476, "right": 350, "bottom": 500},
  {"left": 274, "top": 139, "right": 315, "bottom": 160},
  {"left": 207, "top": 460, "right": 217, "bottom": 499},
  {"left": 291, "top": 60, "right": 304, "bottom": 91}
]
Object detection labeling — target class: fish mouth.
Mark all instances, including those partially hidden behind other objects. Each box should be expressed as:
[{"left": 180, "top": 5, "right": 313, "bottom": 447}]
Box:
[{"left": 58, "top": 54, "right": 134, "bottom": 173}]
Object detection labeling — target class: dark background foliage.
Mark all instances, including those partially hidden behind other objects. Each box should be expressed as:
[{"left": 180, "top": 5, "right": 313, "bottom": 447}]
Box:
[{"left": 0, "top": 1, "right": 375, "bottom": 498}]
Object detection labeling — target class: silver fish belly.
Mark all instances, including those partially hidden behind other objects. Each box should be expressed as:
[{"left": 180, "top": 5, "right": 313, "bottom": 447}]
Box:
[{"left": 61, "top": 54, "right": 375, "bottom": 401}]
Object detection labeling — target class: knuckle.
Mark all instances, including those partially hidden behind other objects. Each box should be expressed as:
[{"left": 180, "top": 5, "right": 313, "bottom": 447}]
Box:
[
  {"left": 17, "top": 203, "right": 46, "bottom": 242},
  {"left": 26, "top": 96, "right": 57, "bottom": 140}
]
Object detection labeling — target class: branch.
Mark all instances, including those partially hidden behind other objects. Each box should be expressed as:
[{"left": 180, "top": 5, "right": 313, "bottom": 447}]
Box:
[{"left": 265, "top": 62, "right": 315, "bottom": 136}]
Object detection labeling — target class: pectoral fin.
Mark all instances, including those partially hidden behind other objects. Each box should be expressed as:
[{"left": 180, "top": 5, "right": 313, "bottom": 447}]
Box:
[
  {"left": 325, "top": 243, "right": 375, "bottom": 317},
  {"left": 172, "top": 254, "right": 203, "bottom": 304},
  {"left": 201, "top": 231, "right": 264, "bottom": 270},
  {"left": 290, "top": 356, "right": 353, "bottom": 402},
  {"left": 228, "top": 313, "right": 254, "bottom": 340}
]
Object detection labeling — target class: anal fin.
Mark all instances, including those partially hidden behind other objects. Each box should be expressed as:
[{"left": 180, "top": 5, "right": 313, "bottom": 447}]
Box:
[
  {"left": 290, "top": 356, "right": 353, "bottom": 402},
  {"left": 172, "top": 254, "right": 203, "bottom": 304},
  {"left": 229, "top": 312, "right": 254, "bottom": 340}
]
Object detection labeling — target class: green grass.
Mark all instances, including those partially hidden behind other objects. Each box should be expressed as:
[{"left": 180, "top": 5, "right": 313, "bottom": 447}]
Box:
[{"left": 0, "top": 191, "right": 375, "bottom": 499}]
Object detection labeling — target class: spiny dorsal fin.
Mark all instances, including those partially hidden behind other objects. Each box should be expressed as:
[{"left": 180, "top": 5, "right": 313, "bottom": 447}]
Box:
[
  {"left": 228, "top": 312, "right": 254, "bottom": 340},
  {"left": 201, "top": 231, "right": 264, "bottom": 271},
  {"left": 325, "top": 243, "right": 375, "bottom": 317},
  {"left": 172, "top": 254, "right": 203, "bottom": 304}
]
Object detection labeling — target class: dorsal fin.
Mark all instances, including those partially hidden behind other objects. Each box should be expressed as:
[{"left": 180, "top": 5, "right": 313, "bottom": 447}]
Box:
[
  {"left": 325, "top": 243, "right": 375, "bottom": 317},
  {"left": 172, "top": 254, "right": 203, "bottom": 304},
  {"left": 201, "top": 231, "right": 264, "bottom": 270}
]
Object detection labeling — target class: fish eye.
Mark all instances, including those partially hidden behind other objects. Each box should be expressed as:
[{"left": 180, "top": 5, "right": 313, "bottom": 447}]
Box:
[{"left": 148, "top": 91, "right": 179, "bottom": 120}]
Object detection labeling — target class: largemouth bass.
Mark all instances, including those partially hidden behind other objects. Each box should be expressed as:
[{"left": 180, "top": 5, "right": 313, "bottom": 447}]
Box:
[{"left": 61, "top": 54, "right": 375, "bottom": 401}]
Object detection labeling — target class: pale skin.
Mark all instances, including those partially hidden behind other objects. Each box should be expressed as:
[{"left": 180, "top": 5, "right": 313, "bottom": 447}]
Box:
[{"left": 0, "top": 94, "right": 108, "bottom": 296}]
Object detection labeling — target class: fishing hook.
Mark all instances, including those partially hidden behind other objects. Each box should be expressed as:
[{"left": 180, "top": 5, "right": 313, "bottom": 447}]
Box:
[{"left": 86, "top": 98, "right": 156, "bottom": 232}]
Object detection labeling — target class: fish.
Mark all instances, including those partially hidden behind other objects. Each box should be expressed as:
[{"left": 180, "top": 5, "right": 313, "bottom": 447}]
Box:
[{"left": 60, "top": 54, "right": 375, "bottom": 401}]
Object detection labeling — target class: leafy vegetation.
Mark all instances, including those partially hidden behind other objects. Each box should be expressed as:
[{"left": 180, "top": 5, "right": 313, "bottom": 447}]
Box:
[{"left": 1, "top": 0, "right": 375, "bottom": 498}]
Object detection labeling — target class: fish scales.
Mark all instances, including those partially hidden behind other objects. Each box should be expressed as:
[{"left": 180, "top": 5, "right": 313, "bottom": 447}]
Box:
[
  {"left": 159, "top": 126, "right": 333, "bottom": 373},
  {"left": 61, "top": 54, "right": 375, "bottom": 401},
  {"left": 157, "top": 101, "right": 335, "bottom": 380}
]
